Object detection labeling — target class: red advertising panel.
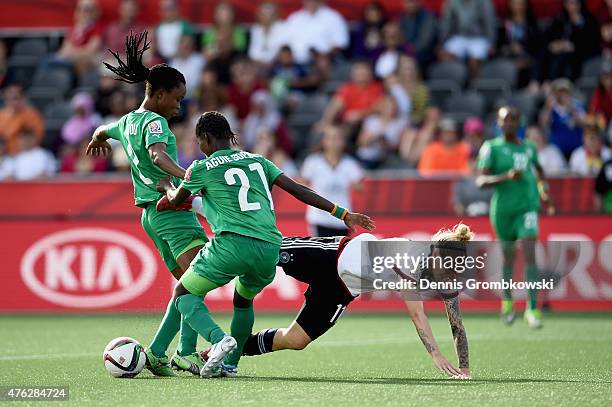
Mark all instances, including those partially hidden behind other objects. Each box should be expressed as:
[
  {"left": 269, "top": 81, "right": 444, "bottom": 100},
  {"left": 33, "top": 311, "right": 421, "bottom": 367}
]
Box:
[{"left": 1, "top": 215, "right": 611, "bottom": 313}]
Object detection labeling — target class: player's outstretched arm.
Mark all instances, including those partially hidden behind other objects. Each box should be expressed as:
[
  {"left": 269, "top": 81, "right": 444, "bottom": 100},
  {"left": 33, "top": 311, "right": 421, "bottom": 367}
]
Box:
[
  {"left": 402, "top": 295, "right": 468, "bottom": 379},
  {"left": 443, "top": 297, "right": 471, "bottom": 378},
  {"left": 86, "top": 125, "right": 113, "bottom": 157},
  {"left": 273, "top": 174, "right": 375, "bottom": 232},
  {"left": 148, "top": 143, "right": 186, "bottom": 179}
]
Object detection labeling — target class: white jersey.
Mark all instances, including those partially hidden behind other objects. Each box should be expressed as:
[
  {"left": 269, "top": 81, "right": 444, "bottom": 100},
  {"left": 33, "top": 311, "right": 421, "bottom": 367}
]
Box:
[{"left": 337, "top": 233, "right": 430, "bottom": 296}]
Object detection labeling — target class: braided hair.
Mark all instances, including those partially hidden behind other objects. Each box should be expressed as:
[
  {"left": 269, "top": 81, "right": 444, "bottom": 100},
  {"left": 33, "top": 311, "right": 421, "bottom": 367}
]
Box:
[
  {"left": 104, "top": 31, "right": 185, "bottom": 96},
  {"left": 195, "top": 111, "right": 239, "bottom": 146}
]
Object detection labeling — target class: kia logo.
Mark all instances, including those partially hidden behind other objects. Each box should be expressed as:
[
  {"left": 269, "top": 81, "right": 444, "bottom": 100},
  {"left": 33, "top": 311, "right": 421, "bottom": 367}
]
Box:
[{"left": 20, "top": 228, "right": 157, "bottom": 308}]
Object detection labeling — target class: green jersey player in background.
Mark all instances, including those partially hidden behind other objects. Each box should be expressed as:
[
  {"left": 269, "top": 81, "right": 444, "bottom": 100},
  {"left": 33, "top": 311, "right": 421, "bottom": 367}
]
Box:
[
  {"left": 476, "top": 106, "right": 555, "bottom": 329},
  {"left": 157, "top": 111, "right": 375, "bottom": 378},
  {"left": 85, "top": 32, "right": 208, "bottom": 376}
]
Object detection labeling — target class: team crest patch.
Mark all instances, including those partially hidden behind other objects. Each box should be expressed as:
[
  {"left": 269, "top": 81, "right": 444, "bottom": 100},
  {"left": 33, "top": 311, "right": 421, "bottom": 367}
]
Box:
[
  {"left": 148, "top": 120, "right": 163, "bottom": 134},
  {"left": 279, "top": 252, "right": 291, "bottom": 264}
]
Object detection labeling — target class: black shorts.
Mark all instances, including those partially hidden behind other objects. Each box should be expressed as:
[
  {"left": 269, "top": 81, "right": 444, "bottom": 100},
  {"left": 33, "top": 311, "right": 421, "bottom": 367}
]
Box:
[{"left": 279, "top": 236, "right": 356, "bottom": 340}]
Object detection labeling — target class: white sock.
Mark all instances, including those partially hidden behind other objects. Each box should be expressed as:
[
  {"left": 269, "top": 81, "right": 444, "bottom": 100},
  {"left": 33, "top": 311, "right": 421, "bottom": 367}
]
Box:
[{"left": 191, "top": 196, "right": 205, "bottom": 217}]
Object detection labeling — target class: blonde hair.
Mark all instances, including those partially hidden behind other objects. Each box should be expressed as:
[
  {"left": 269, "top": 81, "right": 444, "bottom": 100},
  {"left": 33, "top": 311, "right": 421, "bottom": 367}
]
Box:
[{"left": 432, "top": 223, "right": 474, "bottom": 243}]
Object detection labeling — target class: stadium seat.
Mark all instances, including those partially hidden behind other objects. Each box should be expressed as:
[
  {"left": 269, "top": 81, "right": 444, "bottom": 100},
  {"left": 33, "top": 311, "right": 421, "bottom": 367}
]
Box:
[
  {"left": 288, "top": 112, "right": 318, "bottom": 153},
  {"left": 321, "top": 79, "right": 343, "bottom": 95},
  {"left": 471, "top": 79, "right": 510, "bottom": 112},
  {"left": 295, "top": 94, "right": 329, "bottom": 116},
  {"left": 495, "top": 91, "right": 540, "bottom": 124},
  {"left": 581, "top": 56, "right": 603, "bottom": 79},
  {"left": 426, "top": 79, "right": 460, "bottom": 108},
  {"left": 444, "top": 91, "right": 485, "bottom": 118},
  {"left": 44, "top": 101, "right": 72, "bottom": 123},
  {"left": 12, "top": 38, "right": 48, "bottom": 63},
  {"left": 427, "top": 61, "right": 468, "bottom": 88},
  {"left": 330, "top": 61, "right": 353, "bottom": 82},
  {"left": 31, "top": 68, "right": 73, "bottom": 98},
  {"left": 478, "top": 58, "right": 518, "bottom": 88},
  {"left": 576, "top": 76, "right": 598, "bottom": 101},
  {"left": 6, "top": 55, "right": 39, "bottom": 88},
  {"left": 27, "top": 87, "right": 60, "bottom": 111}
]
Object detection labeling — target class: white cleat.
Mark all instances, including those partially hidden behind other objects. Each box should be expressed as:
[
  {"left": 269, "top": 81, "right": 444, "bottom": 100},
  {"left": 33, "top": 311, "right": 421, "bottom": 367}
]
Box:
[
  {"left": 200, "top": 336, "right": 237, "bottom": 378},
  {"left": 524, "top": 309, "right": 543, "bottom": 329}
]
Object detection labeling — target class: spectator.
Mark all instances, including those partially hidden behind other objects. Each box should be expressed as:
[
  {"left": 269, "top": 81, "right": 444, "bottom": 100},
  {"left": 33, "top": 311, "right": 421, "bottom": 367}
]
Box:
[
  {"left": 351, "top": 2, "right": 387, "bottom": 60},
  {"left": 594, "top": 157, "right": 612, "bottom": 212},
  {"left": 174, "top": 123, "right": 204, "bottom": 169},
  {"left": 94, "top": 63, "right": 121, "bottom": 117},
  {"left": 194, "top": 66, "right": 228, "bottom": 112},
  {"left": 269, "top": 46, "right": 310, "bottom": 107},
  {"left": 249, "top": 2, "right": 286, "bottom": 66},
  {"left": 0, "top": 39, "right": 12, "bottom": 89},
  {"left": 497, "top": 0, "right": 541, "bottom": 89},
  {"left": 0, "top": 84, "right": 45, "bottom": 155},
  {"left": 60, "top": 138, "right": 107, "bottom": 174},
  {"left": 398, "top": 0, "right": 437, "bottom": 71},
  {"left": 439, "top": 0, "right": 497, "bottom": 79},
  {"left": 590, "top": 60, "right": 612, "bottom": 124},
  {"left": 544, "top": 0, "right": 600, "bottom": 81},
  {"left": 206, "top": 31, "right": 243, "bottom": 85},
  {"left": 102, "top": 89, "right": 131, "bottom": 124},
  {"left": 241, "top": 90, "right": 292, "bottom": 154},
  {"left": 316, "top": 60, "right": 384, "bottom": 134},
  {"left": 202, "top": 2, "right": 247, "bottom": 60},
  {"left": 253, "top": 127, "right": 299, "bottom": 178},
  {"left": 399, "top": 106, "right": 440, "bottom": 166},
  {"left": 156, "top": 0, "right": 194, "bottom": 60},
  {"left": 463, "top": 116, "right": 486, "bottom": 166},
  {"left": 596, "top": 0, "right": 612, "bottom": 57},
  {"left": 227, "top": 59, "right": 266, "bottom": 121},
  {"left": 539, "top": 78, "right": 586, "bottom": 159},
  {"left": 418, "top": 117, "right": 471, "bottom": 176},
  {"left": 61, "top": 93, "right": 101, "bottom": 146},
  {"left": 301, "top": 126, "right": 364, "bottom": 237},
  {"left": 526, "top": 125, "right": 567, "bottom": 175},
  {"left": 372, "top": 21, "right": 415, "bottom": 79},
  {"left": 356, "top": 96, "right": 408, "bottom": 168},
  {"left": 170, "top": 35, "right": 205, "bottom": 96},
  {"left": 386, "top": 55, "right": 429, "bottom": 124},
  {"left": 569, "top": 117, "right": 612, "bottom": 176},
  {"left": 12, "top": 130, "right": 56, "bottom": 180},
  {"left": 283, "top": 0, "right": 349, "bottom": 64},
  {"left": 53, "top": 0, "right": 103, "bottom": 78},
  {"left": 453, "top": 176, "right": 493, "bottom": 216},
  {"left": 0, "top": 139, "right": 13, "bottom": 180},
  {"left": 104, "top": 0, "right": 146, "bottom": 57}
]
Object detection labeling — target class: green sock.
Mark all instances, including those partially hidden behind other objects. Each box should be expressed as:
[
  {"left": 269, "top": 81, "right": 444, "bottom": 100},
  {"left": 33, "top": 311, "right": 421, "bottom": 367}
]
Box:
[
  {"left": 176, "top": 294, "right": 226, "bottom": 345},
  {"left": 224, "top": 305, "right": 255, "bottom": 366},
  {"left": 149, "top": 298, "right": 180, "bottom": 358},
  {"left": 502, "top": 265, "right": 513, "bottom": 301},
  {"left": 177, "top": 316, "right": 198, "bottom": 356},
  {"left": 525, "top": 264, "right": 539, "bottom": 310}
]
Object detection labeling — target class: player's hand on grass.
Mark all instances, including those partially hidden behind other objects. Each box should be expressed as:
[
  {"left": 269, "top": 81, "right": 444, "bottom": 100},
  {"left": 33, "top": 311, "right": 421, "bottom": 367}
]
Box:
[
  {"left": 344, "top": 212, "right": 375, "bottom": 233},
  {"left": 431, "top": 352, "right": 468, "bottom": 379},
  {"left": 156, "top": 178, "right": 175, "bottom": 193},
  {"left": 85, "top": 138, "right": 112, "bottom": 156}
]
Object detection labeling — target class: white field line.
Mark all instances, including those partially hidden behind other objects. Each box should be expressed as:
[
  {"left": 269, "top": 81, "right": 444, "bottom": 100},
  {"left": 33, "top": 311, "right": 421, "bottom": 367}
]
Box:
[{"left": 1, "top": 334, "right": 609, "bottom": 361}]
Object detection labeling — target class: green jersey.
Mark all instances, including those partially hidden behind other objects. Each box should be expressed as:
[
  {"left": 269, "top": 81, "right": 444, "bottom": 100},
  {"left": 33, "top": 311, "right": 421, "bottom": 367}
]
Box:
[
  {"left": 181, "top": 149, "right": 283, "bottom": 245},
  {"left": 106, "top": 110, "right": 179, "bottom": 207},
  {"left": 477, "top": 138, "right": 541, "bottom": 215}
]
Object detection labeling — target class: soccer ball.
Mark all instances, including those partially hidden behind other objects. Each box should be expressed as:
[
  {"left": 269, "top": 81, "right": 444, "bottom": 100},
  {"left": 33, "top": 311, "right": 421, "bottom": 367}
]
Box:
[{"left": 103, "top": 337, "right": 146, "bottom": 378}]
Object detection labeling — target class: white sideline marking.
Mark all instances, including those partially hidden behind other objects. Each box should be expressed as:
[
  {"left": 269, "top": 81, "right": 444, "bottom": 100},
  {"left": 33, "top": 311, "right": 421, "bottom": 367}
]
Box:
[{"left": 0, "top": 352, "right": 100, "bottom": 361}]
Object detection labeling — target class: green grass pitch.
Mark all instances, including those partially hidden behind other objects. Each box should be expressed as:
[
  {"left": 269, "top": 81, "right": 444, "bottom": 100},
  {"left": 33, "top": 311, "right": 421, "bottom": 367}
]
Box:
[{"left": 1, "top": 313, "right": 611, "bottom": 406}]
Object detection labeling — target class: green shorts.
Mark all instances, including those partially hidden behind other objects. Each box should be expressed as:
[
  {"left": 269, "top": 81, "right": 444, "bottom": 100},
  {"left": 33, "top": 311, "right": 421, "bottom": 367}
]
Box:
[
  {"left": 491, "top": 210, "right": 539, "bottom": 241},
  {"left": 181, "top": 232, "right": 280, "bottom": 299},
  {"left": 141, "top": 204, "right": 208, "bottom": 271}
]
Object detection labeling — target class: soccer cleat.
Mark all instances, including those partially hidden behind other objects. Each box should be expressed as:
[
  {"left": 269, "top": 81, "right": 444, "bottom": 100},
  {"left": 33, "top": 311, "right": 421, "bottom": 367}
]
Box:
[
  {"left": 200, "top": 336, "right": 237, "bottom": 378},
  {"left": 144, "top": 348, "right": 177, "bottom": 377},
  {"left": 171, "top": 352, "right": 205, "bottom": 376},
  {"left": 156, "top": 194, "right": 194, "bottom": 212},
  {"left": 220, "top": 363, "right": 238, "bottom": 378},
  {"left": 524, "top": 309, "right": 543, "bottom": 329},
  {"left": 500, "top": 299, "right": 516, "bottom": 326}
]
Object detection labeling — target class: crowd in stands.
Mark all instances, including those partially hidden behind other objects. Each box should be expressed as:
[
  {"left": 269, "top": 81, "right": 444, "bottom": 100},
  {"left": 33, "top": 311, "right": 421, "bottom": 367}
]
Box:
[{"left": 0, "top": 0, "right": 611, "bottom": 214}]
